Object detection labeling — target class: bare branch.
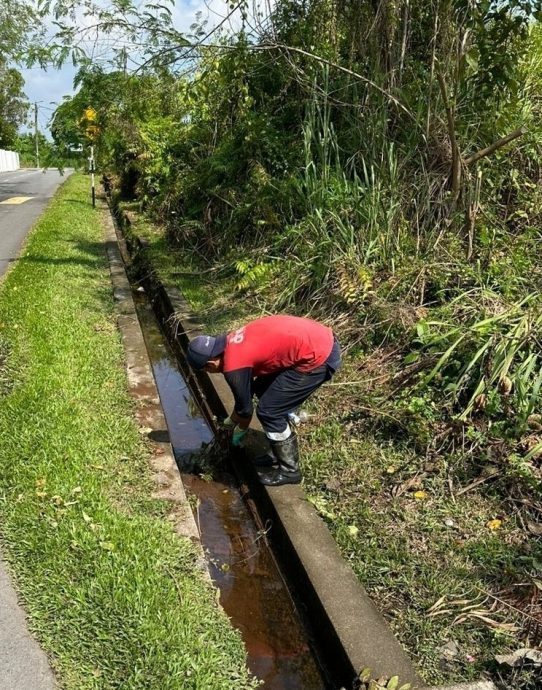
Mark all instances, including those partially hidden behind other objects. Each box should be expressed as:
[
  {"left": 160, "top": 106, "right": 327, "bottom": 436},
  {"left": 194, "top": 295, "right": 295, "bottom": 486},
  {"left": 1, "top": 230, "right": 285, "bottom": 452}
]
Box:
[
  {"left": 436, "top": 69, "right": 461, "bottom": 199},
  {"left": 134, "top": 38, "right": 417, "bottom": 122},
  {"left": 464, "top": 128, "right": 525, "bottom": 166}
]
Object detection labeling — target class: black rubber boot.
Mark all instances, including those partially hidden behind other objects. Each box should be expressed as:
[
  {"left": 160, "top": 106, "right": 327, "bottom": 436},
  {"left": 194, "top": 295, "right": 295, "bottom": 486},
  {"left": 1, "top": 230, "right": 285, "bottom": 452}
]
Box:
[
  {"left": 253, "top": 450, "right": 277, "bottom": 468},
  {"left": 258, "top": 433, "right": 301, "bottom": 486}
]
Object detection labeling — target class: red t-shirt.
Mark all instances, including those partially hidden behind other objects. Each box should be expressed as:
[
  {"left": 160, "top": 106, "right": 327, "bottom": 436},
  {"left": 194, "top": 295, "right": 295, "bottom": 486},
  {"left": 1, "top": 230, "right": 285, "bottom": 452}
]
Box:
[
  {"left": 222, "top": 315, "right": 335, "bottom": 418},
  {"left": 223, "top": 315, "right": 334, "bottom": 375}
]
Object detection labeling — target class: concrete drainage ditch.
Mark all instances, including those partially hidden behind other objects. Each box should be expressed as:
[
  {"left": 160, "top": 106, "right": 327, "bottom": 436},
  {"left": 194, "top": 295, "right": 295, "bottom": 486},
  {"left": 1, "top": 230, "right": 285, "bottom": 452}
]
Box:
[{"left": 103, "top": 195, "right": 498, "bottom": 690}]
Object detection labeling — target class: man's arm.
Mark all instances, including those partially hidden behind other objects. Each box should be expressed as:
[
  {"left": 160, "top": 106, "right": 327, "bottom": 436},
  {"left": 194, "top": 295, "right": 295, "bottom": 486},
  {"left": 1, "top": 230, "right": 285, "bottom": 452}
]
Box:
[{"left": 224, "top": 367, "right": 253, "bottom": 429}]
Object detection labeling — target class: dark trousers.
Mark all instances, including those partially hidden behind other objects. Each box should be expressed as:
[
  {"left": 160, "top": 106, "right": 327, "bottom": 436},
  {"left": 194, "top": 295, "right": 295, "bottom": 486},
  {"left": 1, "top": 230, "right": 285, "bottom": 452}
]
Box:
[{"left": 253, "top": 339, "right": 340, "bottom": 434}]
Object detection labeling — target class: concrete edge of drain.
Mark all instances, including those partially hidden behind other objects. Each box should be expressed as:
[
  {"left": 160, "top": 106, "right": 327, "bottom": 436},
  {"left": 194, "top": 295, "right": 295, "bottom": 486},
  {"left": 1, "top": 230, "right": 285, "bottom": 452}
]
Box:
[
  {"left": 102, "top": 204, "right": 206, "bottom": 566},
  {"left": 112, "top": 204, "right": 498, "bottom": 690}
]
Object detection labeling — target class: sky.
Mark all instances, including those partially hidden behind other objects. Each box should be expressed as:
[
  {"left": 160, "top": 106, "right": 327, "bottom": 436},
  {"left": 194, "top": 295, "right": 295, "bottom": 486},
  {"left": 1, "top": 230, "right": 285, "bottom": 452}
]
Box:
[{"left": 20, "top": 0, "right": 273, "bottom": 137}]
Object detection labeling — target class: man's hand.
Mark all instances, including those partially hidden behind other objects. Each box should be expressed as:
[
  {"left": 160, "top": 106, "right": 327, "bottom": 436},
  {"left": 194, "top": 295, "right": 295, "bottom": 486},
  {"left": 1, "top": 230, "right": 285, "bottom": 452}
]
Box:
[
  {"left": 232, "top": 426, "right": 248, "bottom": 447},
  {"left": 219, "top": 415, "right": 248, "bottom": 446},
  {"left": 221, "top": 412, "right": 250, "bottom": 430}
]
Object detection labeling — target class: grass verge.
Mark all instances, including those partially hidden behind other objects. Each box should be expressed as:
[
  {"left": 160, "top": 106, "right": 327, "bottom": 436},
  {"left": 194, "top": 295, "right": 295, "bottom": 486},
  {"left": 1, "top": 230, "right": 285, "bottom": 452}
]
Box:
[
  {"left": 121, "top": 203, "right": 542, "bottom": 689},
  {"left": 0, "top": 174, "right": 257, "bottom": 690}
]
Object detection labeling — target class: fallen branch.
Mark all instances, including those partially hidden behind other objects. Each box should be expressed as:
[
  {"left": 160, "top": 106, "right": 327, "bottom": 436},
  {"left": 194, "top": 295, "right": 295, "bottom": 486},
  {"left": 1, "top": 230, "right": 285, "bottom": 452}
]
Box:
[
  {"left": 328, "top": 374, "right": 390, "bottom": 386},
  {"left": 455, "top": 469, "right": 500, "bottom": 497},
  {"left": 476, "top": 586, "right": 542, "bottom": 625},
  {"left": 349, "top": 405, "right": 406, "bottom": 426},
  {"left": 464, "top": 128, "right": 526, "bottom": 166},
  {"left": 267, "top": 43, "right": 417, "bottom": 121},
  {"left": 137, "top": 40, "right": 417, "bottom": 122}
]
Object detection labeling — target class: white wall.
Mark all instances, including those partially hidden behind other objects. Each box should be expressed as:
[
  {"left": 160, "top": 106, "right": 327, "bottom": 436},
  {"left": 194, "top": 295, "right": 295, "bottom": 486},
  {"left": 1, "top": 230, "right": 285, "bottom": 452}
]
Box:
[{"left": 0, "top": 150, "right": 20, "bottom": 173}]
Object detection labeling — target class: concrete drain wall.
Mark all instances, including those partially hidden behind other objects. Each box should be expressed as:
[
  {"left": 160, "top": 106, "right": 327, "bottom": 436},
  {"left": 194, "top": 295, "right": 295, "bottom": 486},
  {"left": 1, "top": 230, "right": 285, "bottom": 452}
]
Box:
[{"left": 103, "top": 206, "right": 203, "bottom": 549}]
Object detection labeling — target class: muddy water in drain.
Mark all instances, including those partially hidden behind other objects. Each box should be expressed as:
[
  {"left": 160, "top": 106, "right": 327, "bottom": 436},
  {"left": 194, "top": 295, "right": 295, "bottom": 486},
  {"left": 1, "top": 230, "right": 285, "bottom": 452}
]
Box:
[{"left": 134, "top": 295, "right": 326, "bottom": 689}]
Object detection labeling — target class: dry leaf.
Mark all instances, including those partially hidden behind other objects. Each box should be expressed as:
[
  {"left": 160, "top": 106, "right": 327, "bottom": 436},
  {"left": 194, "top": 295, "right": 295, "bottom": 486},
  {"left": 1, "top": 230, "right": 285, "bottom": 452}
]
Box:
[
  {"left": 427, "top": 608, "right": 453, "bottom": 617},
  {"left": 427, "top": 595, "right": 447, "bottom": 614},
  {"left": 486, "top": 519, "right": 502, "bottom": 530},
  {"left": 474, "top": 393, "right": 487, "bottom": 411},
  {"left": 526, "top": 520, "right": 542, "bottom": 536},
  {"left": 467, "top": 612, "right": 518, "bottom": 632},
  {"left": 498, "top": 376, "right": 513, "bottom": 396},
  {"left": 495, "top": 648, "right": 542, "bottom": 667},
  {"left": 391, "top": 473, "right": 425, "bottom": 498},
  {"left": 527, "top": 414, "right": 542, "bottom": 431}
]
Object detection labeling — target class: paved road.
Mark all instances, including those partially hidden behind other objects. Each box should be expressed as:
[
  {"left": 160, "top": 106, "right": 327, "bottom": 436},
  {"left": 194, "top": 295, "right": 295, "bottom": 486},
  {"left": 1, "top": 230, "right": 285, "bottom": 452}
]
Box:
[
  {"left": 0, "top": 167, "right": 66, "bottom": 689},
  {"left": 0, "top": 168, "right": 72, "bottom": 276}
]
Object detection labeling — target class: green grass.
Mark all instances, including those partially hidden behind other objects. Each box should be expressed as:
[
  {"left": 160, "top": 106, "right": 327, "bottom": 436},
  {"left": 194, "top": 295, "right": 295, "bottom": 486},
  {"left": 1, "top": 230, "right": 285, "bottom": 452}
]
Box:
[
  {"left": 119, "top": 202, "right": 262, "bottom": 334},
  {"left": 0, "top": 174, "right": 257, "bottom": 690},
  {"left": 118, "top": 203, "right": 542, "bottom": 688},
  {"left": 298, "top": 361, "right": 541, "bottom": 685}
]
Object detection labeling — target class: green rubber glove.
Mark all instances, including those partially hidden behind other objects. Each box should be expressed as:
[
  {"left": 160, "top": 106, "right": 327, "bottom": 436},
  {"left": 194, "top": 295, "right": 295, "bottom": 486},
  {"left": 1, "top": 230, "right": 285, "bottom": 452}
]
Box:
[{"left": 232, "top": 426, "right": 248, "bottom": 447}]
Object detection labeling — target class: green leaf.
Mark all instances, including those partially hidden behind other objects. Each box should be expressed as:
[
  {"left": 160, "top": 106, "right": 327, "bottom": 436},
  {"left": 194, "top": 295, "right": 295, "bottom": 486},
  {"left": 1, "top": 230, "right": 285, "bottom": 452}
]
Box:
[
  {"left": 359, "top": 667, "right": 372, "bottom": 683},
  {"left": 403, "top": 352, "right": 419, "bottom": 365},
  {"left": 415, "top": 320, "right": 429, "bottom": 341},
  {"left": 525, "top": 441, "right": 542, "bottom": 463}
]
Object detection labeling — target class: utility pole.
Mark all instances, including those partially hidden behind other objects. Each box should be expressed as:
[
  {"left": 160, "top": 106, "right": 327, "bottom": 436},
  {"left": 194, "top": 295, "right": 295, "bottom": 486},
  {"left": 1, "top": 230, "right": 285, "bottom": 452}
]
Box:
[
  {"left": 34, "top": 102, "right": 40, "bottom": 169},
  {"left": 89, "top": 145, "right": 95, "bottom": 208}
]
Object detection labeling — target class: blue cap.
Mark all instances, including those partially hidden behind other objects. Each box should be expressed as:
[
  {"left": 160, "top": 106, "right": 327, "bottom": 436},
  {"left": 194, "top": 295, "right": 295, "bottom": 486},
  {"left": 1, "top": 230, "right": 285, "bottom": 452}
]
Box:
[{"left": 186, "top": 334, "right": 226, "bottom": 370}]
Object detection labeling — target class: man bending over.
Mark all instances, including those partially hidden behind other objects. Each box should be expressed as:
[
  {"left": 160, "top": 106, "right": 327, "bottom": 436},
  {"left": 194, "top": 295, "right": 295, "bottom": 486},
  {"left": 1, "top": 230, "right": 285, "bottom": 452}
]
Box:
[{"left": 186, "top": 315, "right": 341, "bottom": 487}]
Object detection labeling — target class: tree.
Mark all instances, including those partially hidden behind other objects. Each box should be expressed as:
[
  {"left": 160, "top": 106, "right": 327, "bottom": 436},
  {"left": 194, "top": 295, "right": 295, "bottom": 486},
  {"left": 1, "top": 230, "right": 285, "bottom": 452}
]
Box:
[
  {"left": 0, "top": 61, "right": 28, "bottom": 148},
  {"left": 14, "top": 132, "right": 48, "bottom": 166},
  {"left": 0, "top": 1, "right": 40, "bottom": 63}
]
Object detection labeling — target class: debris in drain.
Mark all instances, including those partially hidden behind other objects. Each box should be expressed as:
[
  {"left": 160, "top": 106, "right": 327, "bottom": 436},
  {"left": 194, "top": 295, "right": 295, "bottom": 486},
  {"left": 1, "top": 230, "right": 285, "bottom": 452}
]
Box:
[{"left": 179, "top": 430, "right": 230, "bottom": 473}]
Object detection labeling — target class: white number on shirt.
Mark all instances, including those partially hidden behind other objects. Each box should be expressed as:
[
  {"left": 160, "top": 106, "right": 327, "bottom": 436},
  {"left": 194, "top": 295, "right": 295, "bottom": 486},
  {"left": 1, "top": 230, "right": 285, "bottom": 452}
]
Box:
[{"left": 229, "top": 328, "right": 245, "bottom": 344}]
